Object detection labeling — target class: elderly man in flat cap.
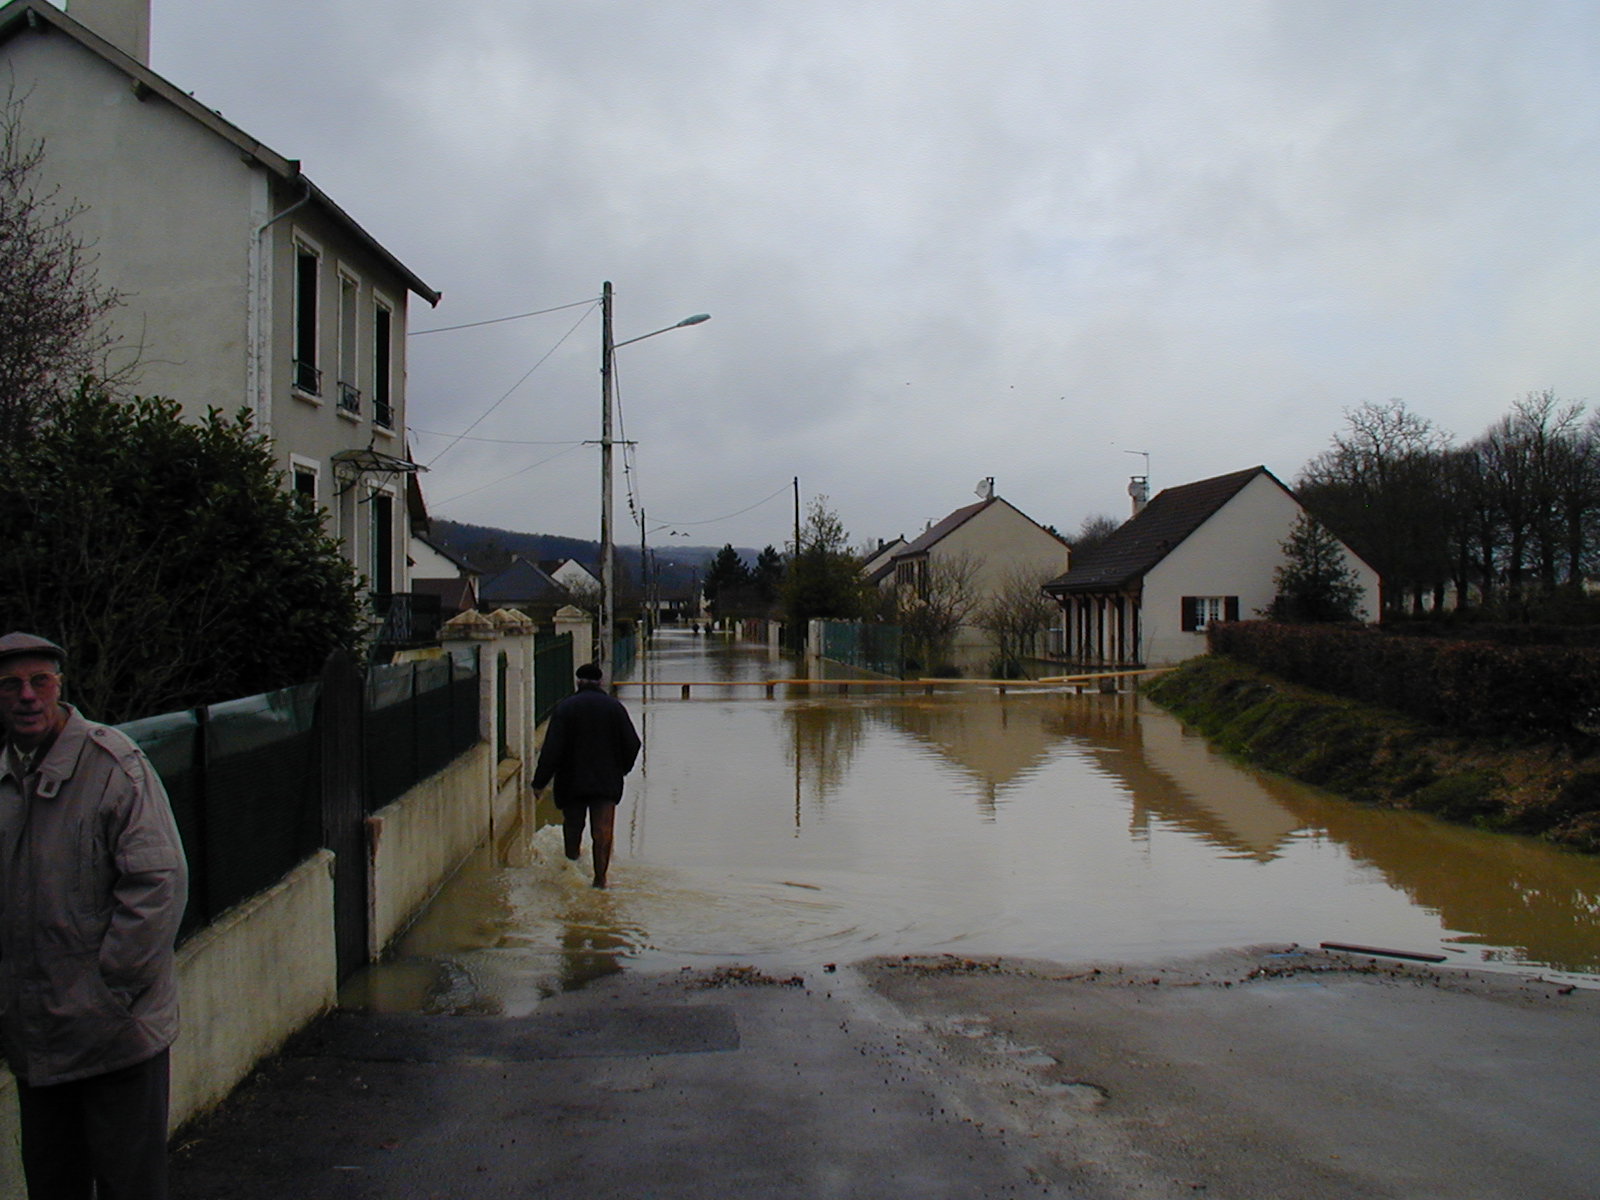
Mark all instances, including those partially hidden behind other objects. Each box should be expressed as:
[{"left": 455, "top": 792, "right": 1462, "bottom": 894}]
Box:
[{"left": 0, "top": 632, "right": 189, "bottom": 1200}]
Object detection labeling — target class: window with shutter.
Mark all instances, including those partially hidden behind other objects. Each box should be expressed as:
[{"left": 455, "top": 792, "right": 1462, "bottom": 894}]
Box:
[{"left": 1182, "top": 596, "right": 1238, "bottom": 631}]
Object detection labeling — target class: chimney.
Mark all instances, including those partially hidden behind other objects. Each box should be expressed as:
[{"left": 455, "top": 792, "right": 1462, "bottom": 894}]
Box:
[
  {"left": 1127, "top": 475, "right": 1149, "bottom": 516},
  {"left": 65, "top": 0, "right": 151, "bottom": 66}
]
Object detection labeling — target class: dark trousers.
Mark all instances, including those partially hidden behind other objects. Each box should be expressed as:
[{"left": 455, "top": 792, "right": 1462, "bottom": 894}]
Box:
[{"left": 16, "top": 1049, "right": 171, "bottom": 1200}]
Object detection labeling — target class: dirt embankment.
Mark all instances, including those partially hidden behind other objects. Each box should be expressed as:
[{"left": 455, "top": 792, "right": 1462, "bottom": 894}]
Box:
[{"left": 1145, "top": 655, "right": 1600, "bottom": 853}]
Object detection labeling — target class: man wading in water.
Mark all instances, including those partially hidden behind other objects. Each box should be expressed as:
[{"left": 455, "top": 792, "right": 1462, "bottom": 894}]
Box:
[{"left": 532, "top": 663, "right": 642, "bottom": 888}]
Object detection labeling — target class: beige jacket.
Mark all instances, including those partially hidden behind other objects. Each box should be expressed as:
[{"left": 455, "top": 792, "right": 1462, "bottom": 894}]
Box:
[{"left": 0, "top": 705, "right": 188, "bottom": 1086}]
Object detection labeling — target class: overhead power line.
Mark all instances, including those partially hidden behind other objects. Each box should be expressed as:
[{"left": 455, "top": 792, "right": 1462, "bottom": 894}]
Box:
[
  {"left": 431, "top": 442, "right": 589, "bottom": 507},
  {"left": 408, "top": 296, "right": 598, "bottom": 337},
  {"left": 409, "top": 428, "right": 585, "bottom": 447},
  {"left": 648, "top": 483, "right": 794, "bottom": 530},
  {"left": 421, "top": 303, "right": 597, "bottom": 468}
]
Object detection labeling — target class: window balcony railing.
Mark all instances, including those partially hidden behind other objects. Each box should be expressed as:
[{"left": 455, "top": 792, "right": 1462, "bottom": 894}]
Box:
[
  {"left": 373, "top": 396, "right": 394, "bottom": 429},
  {"left": 370, "top": 592, "right": 444, "bottom": 657},
  {"left": 294, "top": 359, "right": 322, "bottom": 396},
  {"left": 337, "top": 381, "right": 361, "bottom": 415}
]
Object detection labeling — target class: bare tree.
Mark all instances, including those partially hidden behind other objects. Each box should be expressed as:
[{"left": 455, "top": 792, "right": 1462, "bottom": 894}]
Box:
[
  {"left": 1473, "top": 391, "right": 1598, "bottom": 603},
  {"left": 1297, "top": 400, "right": 1454, "bottom": 615},
  {"left": 0, "top": 89, "right": 128, "bottom": 443},
  {"left": 562, "top": 578, "right": 602, "bottom": 616},
  {"left": 894, "top": 551, "right": 983, "bottom": 671},
  {"left": 1442, "top": 442, "right": 1500, "bottom": 608},
  {"left": 1071, "top": 513, "right": 1121, "bottom": 560},
  {"left": 976, "top": 564, "right": 1058, "bottom": 676}
]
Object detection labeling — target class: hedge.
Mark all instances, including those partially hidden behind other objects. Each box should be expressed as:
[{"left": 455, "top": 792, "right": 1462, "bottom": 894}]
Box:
[{"left": 1206, "top": 621, "right": 1600, "bottom": 743}]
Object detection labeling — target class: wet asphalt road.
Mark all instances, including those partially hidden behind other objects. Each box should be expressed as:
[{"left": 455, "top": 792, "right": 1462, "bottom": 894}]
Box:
[
  {"left": 169, "top": 947, "right": 1600, "bottom": 1200},
  {"left": 170, "top": 962, "right": 1042, "bottom": 1200}
]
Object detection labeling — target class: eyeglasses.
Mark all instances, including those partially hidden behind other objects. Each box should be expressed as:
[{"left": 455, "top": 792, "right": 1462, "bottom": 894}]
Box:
[{"left": 0, "top": 672, "right": 61, "bottom": 697}]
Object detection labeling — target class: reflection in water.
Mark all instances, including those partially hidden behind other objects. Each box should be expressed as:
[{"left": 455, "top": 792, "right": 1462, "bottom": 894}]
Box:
[
  {"left": 1121, "top": 709, "right": 1305, "bottom": 861},
  {"left": 868, "top": 693, "right": 1069, "bottom": 818},
  {"left": 345, "top": 631, "right": 1600, "bottom": 1013},
  {"left": 784, "top": 702, "right": 868, "bottom": 815}
]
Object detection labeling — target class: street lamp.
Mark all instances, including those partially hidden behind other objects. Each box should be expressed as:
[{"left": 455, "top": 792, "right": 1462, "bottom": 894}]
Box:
[{"left": 598, "top": 280, "right": 710, "bottom": 682}]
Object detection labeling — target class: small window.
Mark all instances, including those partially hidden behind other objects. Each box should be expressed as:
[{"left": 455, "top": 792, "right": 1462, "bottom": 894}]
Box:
[
  {"left": 373, "top": 301, "right": 394, "bottom": 429},
  {"left": 337, "top": 272, "right": 360, "bottom": 415},
  {"left": 294, "top": 242, "right": 321, "bottom": 395},
  {"left": 370, "top": 490, "right": 395, "bottom": 594},
  {"left": 291, "top": 458, "right": 321, "bottom": 514},
  {"left": 1181, "top": 596, "right": 1239, "bottom": 632},
  {"left": 292, "top": 465, "right": 317, "bottom": 506}
]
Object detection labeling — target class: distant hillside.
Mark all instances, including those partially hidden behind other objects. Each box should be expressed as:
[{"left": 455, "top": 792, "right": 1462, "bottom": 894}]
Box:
[{"left": 430, "top": 518, "right": 760, "bottom": 596}]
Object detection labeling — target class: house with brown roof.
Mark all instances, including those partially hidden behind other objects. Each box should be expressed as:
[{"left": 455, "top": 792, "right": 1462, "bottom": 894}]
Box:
[
  {"left": 860, "top": 537, "right": 909, "bottom": 589},
  {"left": 887, "top": 491, "right": 1070, "bottom": 668},
  {"left": 1044, "top": 466, "right": 1380, "bottom": 666}
]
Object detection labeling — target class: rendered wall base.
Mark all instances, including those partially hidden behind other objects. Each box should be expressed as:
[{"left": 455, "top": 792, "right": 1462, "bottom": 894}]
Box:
[
  {"left": 492, "top": 756, "right": 525, "bottom": 840},
  {"left": 169, "top": 850, "right": 338, "bottom": 1126},
  {"left": 367, "top": 741, "right": 494, "bottom": 957}
]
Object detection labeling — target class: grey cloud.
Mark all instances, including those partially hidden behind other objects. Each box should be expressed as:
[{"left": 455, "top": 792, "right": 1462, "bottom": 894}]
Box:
[{"left": 143, "top": 0, "right": 1600, "bottom": 545}]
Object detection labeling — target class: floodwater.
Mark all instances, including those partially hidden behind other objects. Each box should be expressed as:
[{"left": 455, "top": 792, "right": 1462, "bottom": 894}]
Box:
[{"left": 344, "top": 629, "right": 1600, "bottom": 1014}]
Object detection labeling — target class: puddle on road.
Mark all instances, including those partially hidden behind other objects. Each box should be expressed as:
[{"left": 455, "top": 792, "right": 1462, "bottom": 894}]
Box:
[{"left": 341, "top": 632, "right": 1600, "bottom": 1013}]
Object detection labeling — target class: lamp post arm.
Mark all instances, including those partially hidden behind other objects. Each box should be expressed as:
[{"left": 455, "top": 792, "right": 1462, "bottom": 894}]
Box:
[{"left": 613, "top": 313, "right": 711, "bottom": 350}]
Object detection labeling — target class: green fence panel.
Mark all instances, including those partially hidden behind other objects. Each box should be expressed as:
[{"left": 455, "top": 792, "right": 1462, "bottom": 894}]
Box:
[
  {"left": 818, "top": 620, "right": 902, "bottom": 676},
  {"left": 411, "top": 656, "right": 458, "bottom": 782},
  {"left": 119, "top": 647, "right": 485, "bottom": 940},
  {"left": 365, "top": 662, "right": 418, "bottom": 810},
  {"left": 118, "top": 709, "right": 204, "bottom": 936},
  {"left": 613, "top": 630, "right": 637, "bottom": 680},
  {"left": 534, "top": 633, "right": 574, "bottom": 724},
  {"left": 450, "top": 645, "right": 481, "bottom": 753},
  {"left": 200, "top": 684, "right": 321, "bottom": 924}
]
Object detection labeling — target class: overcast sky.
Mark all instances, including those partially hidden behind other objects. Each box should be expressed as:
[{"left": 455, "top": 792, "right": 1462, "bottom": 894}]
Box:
[{"left": 149, "top": 0, "right": 1600, "bottom": 553}]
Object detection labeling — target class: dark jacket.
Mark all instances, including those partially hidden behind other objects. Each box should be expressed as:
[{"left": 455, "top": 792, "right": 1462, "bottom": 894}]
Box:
[
  {"left": 531, "top": 684, "right": 641, "bottom": 808},
  {"left": 0, "top": 705, "right": 189, "bottom": 1086}
]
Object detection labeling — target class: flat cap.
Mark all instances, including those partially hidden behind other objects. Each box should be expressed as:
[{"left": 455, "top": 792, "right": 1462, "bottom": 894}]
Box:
[
  {"left": 575, "top": 662, "right": 603, "bottom": 681},
  {"left": 0, "top": 632, "right": 66, "bottom": 666}
]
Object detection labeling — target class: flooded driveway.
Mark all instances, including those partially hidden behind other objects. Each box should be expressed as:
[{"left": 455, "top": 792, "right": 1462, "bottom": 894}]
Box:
[{"left": 348, "top": 630, "right": 1600, "bottom": 1013}]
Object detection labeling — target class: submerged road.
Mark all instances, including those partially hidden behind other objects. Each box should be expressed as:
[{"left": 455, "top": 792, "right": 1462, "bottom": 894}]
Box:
[
  {"left": 172, "top": 633, "right": 1600, "bottom": 1195},
  {"left": 171, "top": 945, "right": 1600, "bottom": 1199}
]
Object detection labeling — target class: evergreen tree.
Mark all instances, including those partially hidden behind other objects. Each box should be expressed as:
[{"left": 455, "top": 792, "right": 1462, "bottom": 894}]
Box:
[
  {"left": 702, "top": 544, "right": 753, "bottom": 614},
  {"left": 782, "top": 497, "right": 870, "bottom": 634},
  {"left": 1265, "top": 513, "right": 1366, "bottom": 624},
  {"left": 753, "top": 545, "right": 785, "bottom": 603},
  {"left": 0, "top": 387, "right": 366, "bottom": 723}
]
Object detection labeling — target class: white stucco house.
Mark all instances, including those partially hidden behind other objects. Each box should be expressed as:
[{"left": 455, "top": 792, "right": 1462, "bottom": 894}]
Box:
[
  {"left": 409, "top": 530, "right": 481, "bottom": 620},
  {"left": 542, "top": 558, "right": 601, "bottom": 600},
  {"left": 0, "top": 0, "right": 441, "bottom": 598},
  {"left": 888, "top": 492, "right": 1071, "bottom": 664},
  {"left": 1044, "top": 466, "right": 1381, "bottom": 666}
]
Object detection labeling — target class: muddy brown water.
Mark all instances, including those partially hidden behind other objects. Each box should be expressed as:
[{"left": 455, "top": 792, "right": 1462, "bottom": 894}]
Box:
[{"left": 343, "top": 630, "right": 1600, "bottom": 1013}]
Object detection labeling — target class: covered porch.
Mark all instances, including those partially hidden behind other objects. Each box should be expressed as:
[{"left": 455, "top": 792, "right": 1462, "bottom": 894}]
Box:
[{"left": 1050, "top": 587, "right": 1144, "bottom": 668}]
